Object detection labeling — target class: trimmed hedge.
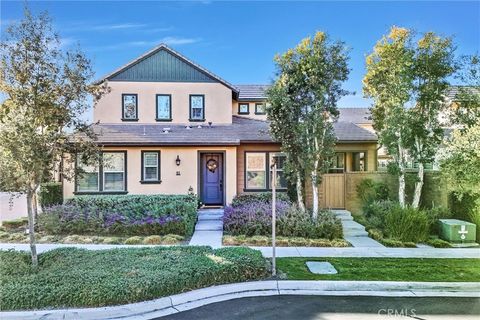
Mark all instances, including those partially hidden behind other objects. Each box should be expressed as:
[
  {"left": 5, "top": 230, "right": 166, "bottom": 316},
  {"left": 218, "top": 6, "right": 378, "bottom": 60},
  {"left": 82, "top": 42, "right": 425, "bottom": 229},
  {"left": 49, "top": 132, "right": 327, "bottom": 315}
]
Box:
[
  {"left": 38, "top": 194, "right": 198, "bottom": 237},
  {"left": 231, "top": 193, "right": 291, "bottom": 207},
  {"left": 39, "top": 182, "right": 63, "bottom": 208},
  {"left": 0, "top": 246, "right": 268, "bottom": 311}
]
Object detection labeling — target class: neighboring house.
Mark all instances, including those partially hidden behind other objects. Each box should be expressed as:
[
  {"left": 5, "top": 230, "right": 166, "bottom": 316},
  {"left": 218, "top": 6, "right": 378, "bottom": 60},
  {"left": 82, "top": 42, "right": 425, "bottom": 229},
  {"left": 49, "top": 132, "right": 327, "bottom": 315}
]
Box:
[{"left": 62, "top": 44, "right": 378, "bottom": 209}]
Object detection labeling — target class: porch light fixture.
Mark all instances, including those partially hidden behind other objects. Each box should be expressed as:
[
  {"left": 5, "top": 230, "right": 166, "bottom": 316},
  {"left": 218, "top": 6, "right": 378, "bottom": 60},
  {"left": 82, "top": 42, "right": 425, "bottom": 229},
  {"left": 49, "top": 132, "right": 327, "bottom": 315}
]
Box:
[{"left": 175, "top": 155, "right": 181, "bottom": 166}]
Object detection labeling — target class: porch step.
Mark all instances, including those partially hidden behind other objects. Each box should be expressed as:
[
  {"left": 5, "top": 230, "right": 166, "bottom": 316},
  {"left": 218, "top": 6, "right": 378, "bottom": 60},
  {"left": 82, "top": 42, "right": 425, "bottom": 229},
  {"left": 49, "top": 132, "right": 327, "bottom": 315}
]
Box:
[
  {"left": 198, "top": 213, "right": 223, "bottom": 221},
  {"left": 195, "top": 220, "right": 223, "bottom": 231}
]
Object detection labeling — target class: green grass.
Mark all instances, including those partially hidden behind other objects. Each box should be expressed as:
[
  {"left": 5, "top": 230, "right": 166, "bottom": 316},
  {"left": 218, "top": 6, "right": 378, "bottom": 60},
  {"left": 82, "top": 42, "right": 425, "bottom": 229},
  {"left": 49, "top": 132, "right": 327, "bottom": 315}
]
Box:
[
  {"left": 277, "top": 257, "right": 480, "bottom": 282},
  {"left": 0, "top": 246, "right": 268, "bottom": 311}
]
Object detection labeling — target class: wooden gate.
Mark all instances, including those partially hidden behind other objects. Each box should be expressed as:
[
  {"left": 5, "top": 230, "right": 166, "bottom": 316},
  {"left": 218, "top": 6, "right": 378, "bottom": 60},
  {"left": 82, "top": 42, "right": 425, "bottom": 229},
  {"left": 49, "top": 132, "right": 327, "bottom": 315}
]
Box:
[{"left": 322, "top": 174, "right": 345, "bottom": 209}]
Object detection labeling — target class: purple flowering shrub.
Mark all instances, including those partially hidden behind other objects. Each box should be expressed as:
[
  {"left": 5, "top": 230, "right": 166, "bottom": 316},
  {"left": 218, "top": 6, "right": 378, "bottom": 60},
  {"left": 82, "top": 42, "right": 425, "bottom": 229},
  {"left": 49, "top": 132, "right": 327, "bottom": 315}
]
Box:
[
  {"left": 223, "top": 197, "right": 343, "bottom": 239},
  {"left": 38, "top": 195, "right": 198, "bottom": 236}
]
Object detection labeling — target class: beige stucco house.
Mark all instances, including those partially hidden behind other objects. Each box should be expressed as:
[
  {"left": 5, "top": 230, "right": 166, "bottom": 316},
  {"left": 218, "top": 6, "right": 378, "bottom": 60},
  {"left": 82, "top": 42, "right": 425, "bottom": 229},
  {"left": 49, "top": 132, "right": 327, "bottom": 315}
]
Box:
[{"left": 63, "top": 44, "right": 378, "bottom": 209}]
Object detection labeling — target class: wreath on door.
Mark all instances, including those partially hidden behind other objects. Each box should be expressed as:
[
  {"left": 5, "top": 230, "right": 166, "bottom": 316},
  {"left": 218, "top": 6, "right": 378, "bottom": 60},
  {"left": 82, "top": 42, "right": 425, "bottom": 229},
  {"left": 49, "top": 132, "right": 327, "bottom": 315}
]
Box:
[{"left": 206, "top": 159, "right": 218, "bottom": 173}]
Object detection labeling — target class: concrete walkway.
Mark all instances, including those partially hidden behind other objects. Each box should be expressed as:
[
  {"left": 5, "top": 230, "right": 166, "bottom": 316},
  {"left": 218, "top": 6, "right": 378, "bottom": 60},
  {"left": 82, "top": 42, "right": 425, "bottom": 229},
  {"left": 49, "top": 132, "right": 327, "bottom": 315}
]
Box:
[
  {"left": 1, "top": 243, "right": 479, "bottom": 258},
  {"left": 332, "top": 209, "right": 384, "bottom": 248},
  {"left": 188, "top": 208, "right": 224, "bottom": 248}
]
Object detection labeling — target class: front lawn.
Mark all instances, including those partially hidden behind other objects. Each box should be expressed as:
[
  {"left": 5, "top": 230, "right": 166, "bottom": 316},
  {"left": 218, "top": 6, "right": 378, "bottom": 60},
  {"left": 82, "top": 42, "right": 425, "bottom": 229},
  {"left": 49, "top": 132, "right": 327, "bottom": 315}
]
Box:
[
  {"left": 0, "top": 246, "right": 268, "bottom": 311},
  {"left": 277, "top": 257, "right": 480, "bottom": 282}
]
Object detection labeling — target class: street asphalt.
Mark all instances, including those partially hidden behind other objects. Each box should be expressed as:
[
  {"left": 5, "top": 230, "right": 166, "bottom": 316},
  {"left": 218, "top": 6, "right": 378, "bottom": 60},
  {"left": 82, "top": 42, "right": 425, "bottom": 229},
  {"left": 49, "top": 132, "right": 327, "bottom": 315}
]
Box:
[{"left": 157, "top": 295, "right": 480, "bottom": 320}]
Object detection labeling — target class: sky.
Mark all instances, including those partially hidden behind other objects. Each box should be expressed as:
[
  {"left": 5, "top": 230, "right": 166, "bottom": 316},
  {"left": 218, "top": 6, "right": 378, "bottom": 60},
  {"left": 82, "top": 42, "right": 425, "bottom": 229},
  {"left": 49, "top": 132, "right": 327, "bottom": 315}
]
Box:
[{"left": 1, "top": 0, "right": 479, "bottom": 110}]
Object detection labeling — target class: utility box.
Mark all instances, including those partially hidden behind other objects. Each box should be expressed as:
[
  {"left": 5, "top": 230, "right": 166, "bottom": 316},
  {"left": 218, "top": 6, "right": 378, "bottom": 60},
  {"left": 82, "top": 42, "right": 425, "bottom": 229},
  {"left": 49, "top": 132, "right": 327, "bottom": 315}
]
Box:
[{"left": 439, "top": 219, "right": 477, "bottom": 243}]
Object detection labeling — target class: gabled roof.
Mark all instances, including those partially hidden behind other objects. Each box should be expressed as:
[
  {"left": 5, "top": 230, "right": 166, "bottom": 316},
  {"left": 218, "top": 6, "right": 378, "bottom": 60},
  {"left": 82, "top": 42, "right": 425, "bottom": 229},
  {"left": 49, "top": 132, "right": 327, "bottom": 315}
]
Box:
[
  {"left": 95, "top": 43, "right": 239, "bottom": 96},
  {"left": 236, "top": 84, "right": 270, "bottom": 101},
  {"left": 338, "top": 108, "right": 372, "bottom": 124},
  {"left": 84, "top": 117, "right": 376, "bottom": 146}
]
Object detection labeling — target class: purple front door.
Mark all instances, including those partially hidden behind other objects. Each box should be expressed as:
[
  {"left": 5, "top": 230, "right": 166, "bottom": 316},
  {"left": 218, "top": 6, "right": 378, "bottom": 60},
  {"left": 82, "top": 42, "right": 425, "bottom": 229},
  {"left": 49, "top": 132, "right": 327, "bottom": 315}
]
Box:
[{"left": 200, "top": 153, "right": 224, "bottom": 205}]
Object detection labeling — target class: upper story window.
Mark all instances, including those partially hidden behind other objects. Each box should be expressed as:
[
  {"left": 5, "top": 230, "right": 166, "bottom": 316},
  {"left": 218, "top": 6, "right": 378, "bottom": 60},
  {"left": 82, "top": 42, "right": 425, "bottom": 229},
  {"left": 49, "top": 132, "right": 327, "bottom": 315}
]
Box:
[
  {"left": 238, "top": 103, "right": 249, "bottom": 115},
  {"left": 141, "top": 151, "right": 161, "bottom": 183},
  {"left": 255, "top": 103, "right": 266, "bottom": 115},
  {"left": 76, "top": 151, "right": 127, "bottom": 193},
  {"left": 122, "top": 94, "right": 138, "bottom": 121},
  {"left": 189, "top": 95, "right": 205, "bottom": 121},
  {"left": 156, "top": 94, "right": 172, "bottom": 121}
]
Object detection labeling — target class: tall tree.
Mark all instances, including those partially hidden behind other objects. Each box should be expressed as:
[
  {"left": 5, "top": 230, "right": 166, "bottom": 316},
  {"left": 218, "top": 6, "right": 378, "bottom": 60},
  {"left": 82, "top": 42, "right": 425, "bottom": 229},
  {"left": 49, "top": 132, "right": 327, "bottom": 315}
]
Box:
[
  {"left": 364, "top": 27, "right": 455, "bottom": 208},
  {"left": 267, "top": 32, "right": 350, "bottom": 218},
  {"left": 363, "top": 27, "right": 415, "bottom": 208},
  {"left": 0, "top": 8, "right": 106, "bottom": 266},
  {"left": 409, "top": 32, "right": 455, "bottom": 208}
]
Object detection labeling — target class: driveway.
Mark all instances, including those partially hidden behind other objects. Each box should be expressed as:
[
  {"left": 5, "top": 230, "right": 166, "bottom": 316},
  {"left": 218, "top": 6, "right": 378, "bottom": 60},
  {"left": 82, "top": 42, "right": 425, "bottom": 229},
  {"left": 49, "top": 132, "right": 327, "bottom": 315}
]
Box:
[{"left": 158, "top": 295, "right": 480, "bottom": 320}]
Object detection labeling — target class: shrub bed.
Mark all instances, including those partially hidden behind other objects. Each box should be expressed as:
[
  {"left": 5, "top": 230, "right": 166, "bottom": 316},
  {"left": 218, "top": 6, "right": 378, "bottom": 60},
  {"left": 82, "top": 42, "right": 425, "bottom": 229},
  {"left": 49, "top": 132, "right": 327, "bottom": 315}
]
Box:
[
  {"left": 0, "top": 246, "right": 268, "bottom": 311},
  {"left": 223, "top": 235, "right": 350, "bottom": 247},
  {"left": 39, "top": 182, "right": 63, "bottom": 208},
  {"left": 38, "top": 194, "right": 198, "bottom": 237},
  {"left": 223, "top": 194, "right": 343, "bottom": 240}
]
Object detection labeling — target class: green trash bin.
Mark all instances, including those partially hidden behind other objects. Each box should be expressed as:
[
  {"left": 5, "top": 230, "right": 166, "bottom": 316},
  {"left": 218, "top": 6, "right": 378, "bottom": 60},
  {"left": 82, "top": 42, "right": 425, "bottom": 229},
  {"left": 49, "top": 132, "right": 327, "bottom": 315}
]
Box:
[{"left": 438, "top": 219, "right": 477, "bottom": 243}]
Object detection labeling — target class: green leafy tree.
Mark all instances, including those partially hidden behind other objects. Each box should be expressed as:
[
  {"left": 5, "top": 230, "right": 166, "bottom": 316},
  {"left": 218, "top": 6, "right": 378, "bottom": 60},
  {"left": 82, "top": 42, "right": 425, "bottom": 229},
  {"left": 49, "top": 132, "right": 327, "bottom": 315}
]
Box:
[
  {"left": 267, "top": 32, "right": 350, "bottom": 218},
  {"left": 0, "top": 8, "right": 106, "bottom": 266},
  {"left": 363, "top": 27, "right": 414, "bottom": 207},
  {"left": 409, "top": 32, "right": 456, "bottom": 208},
  {"left": 364, "top": 27, "right": 455, "bottom": 208}
]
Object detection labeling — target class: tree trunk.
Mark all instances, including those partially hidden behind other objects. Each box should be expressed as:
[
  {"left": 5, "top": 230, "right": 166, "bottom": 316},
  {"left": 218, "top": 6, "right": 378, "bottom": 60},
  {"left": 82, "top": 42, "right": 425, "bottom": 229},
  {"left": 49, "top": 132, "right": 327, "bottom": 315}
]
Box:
[
  {"left": 311, "top": 172, "right": 319, "bottom": 219},
  {"left": 296, "top": 172, "right": 306, "bottom": 212},
  {"left": 412, "top": 162, "right": 424, "bottom": 208},
  {"left": 26, "top": 191, "right": 38, "bottom": 267},
  {"left": 398, "top": 171, "right": 406, "bottom": 208}
]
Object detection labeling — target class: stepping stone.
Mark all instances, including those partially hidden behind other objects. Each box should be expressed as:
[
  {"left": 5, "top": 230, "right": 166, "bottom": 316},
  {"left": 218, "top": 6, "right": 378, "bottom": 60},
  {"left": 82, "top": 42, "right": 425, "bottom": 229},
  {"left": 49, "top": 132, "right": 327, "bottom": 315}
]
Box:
[{"left": 306, "top": 261, "right": 338, "bottom": 274}]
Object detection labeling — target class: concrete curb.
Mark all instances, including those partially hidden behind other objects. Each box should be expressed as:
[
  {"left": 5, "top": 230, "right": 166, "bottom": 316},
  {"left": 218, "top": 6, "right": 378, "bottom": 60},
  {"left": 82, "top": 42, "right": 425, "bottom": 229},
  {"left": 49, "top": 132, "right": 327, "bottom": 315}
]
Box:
[{"left": 2, "top": 280, "right": 479, "bottom": 320}]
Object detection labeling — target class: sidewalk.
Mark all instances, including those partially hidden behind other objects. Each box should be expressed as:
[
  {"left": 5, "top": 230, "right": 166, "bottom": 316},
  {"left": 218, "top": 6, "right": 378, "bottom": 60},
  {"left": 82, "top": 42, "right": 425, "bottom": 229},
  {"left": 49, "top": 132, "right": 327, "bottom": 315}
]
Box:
[
  {"left": 188, "top": 208, "right": 223, "bottom": 248},
  {"left": 1, "top": 243, "right": 479, "bottom": 258},
  {"left": 2, "top": 280, "right": 478, "bottom": 320}
]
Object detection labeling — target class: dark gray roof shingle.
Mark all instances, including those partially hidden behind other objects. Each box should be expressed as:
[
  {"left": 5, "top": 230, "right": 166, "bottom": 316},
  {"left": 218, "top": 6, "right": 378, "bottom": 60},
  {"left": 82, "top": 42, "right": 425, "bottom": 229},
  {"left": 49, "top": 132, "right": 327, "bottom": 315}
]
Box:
[
  {"left": 87, "top": 117, "right": 376, "bottom": 146},
  {"left": 338, "top": 108, "right": 372, "bottom": 124},
  {"left": 236, "top": 84, "right": 270, "bottom": 101}
]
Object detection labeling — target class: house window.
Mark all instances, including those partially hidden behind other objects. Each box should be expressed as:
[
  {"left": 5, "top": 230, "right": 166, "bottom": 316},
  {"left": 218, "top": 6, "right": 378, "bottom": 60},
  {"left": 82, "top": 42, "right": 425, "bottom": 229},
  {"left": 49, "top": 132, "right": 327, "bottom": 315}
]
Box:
[
  {"left": 255, "top": 103, "right": 266, "bottom": 115},
  {"left": 76, "top": 161, "right": 99, "bottom": 192},
  {"left": 238, "top": 103, "right": 249, "bottom": 114},
  {"left": 156, "top": 95, "right": 171, "bottom": 121},
  {"left": 329, "top": 153, "right": 345, "bottom": 173},
  {"left": 245, "top": 152, "right": 287, "bottom": 190},
  {"left": 190, "top": 95, "right": 205, "bottom": 121},
  {"left": 103, "top": 152, "right": 126, "bottom": 191},
  {"left": 246, "top": 152, "right": 266, "bottom": 189},
  {"left": 141, "top": 151, "right": 161, "bottom": 183},
  {"left": 351, "top": 152, "right": 367, "bottom": 172},
  {"left": 76, "top": 152, "right": 127, "bottom": 193},
  {"left": 122, "top": 94, "right": 138, "bottom": 121},
  {"left": 269, "top": 153, "right": 287, "bottom": 189}
]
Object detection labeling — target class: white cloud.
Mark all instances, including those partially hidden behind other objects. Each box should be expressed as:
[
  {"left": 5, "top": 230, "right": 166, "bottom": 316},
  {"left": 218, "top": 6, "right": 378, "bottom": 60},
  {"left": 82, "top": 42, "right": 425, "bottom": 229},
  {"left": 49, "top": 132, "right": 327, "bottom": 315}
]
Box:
[
  {"left": 91, "top": 23, "right": 147, "bottom": 31},
  {"left": 89, "top": 36, "right": 201, "bottom": 51}
]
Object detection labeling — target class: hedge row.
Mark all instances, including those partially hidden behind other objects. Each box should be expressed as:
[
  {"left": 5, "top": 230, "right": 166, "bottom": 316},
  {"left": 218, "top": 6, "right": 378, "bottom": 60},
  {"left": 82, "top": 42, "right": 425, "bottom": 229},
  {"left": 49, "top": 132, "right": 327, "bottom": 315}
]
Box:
[
  {"left": 38, "top": 194, "right": 198, "bottom": 237},
  {"left": 0, "top": 246, "right": 268, "bottom": 311}
]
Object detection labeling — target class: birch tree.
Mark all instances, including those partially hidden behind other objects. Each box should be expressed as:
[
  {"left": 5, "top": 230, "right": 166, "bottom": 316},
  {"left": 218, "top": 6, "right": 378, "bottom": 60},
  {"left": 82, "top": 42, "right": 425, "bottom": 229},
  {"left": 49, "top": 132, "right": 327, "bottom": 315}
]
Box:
[
  {"left": 267, "top": 32, "right": 350, "bottom": 218},
  {"left": 0, "top": 8, "right": 106, "bottom": 266},
  {"left": 363, "top": 27, "right": 415, "bottom": 207},
  {"left": 409, "top": 32, "right": 455, "bottom": 208}
]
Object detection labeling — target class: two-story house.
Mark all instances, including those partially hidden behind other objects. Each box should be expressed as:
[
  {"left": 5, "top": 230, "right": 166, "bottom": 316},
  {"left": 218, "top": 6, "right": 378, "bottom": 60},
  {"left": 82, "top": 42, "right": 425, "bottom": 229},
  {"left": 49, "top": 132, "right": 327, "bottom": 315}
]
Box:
[{"left": 63, "top": 44, "right": 378, "bottom": 209}]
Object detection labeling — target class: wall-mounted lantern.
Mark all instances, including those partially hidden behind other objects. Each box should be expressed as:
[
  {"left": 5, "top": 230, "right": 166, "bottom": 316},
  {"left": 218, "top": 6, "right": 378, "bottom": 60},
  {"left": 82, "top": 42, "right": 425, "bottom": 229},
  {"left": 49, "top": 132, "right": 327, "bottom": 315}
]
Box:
[{"left": 175, "top": 155, "right": 181, "bottom": 166}]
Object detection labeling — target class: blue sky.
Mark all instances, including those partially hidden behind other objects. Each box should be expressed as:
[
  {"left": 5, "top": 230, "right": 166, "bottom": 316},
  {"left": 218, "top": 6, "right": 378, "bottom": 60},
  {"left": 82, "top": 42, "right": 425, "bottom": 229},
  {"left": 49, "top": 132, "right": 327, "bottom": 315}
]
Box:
[{"left": 1, "top": 1, "right": 479, "bottom": 108}]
